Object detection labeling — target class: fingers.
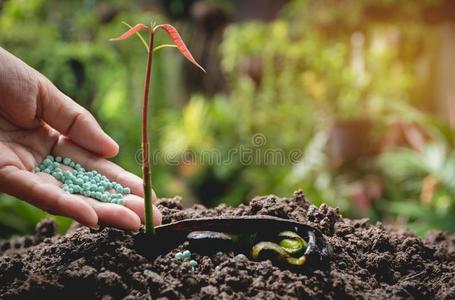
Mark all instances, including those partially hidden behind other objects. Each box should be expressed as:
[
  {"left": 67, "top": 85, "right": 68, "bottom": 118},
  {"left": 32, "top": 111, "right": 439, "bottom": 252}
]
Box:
[
  {"left": 1, "top": 162, "right": 161, "bottom": 231},
  {"left": 37, "top": 76, "right": 119, "bottom": 158},
  {"left": 81, "top": 196, "right": 161, "bottom": 231},
  {"left": 35, "top": 171, "right": 162, "bottom": 230},
  {"left": 50, "top": 138, "right": 162, "bottom": 228},
  {"left": 35, "top": 171, "right": 161, "bottom": 230},
  {"left": 123, "top": 194, "right": 162, "bottom": 225},
  {"left": 53, "top": 137, "right": 152, "bottom": 198},
  {"left": 80, "top": 197, "right": 140, "bottom": 231},
  {"left": 36, "top": 170, "right": 142, "bottom": 231},
  {"left": 0, "top": 166, "right": 98, "bottom": 227}
]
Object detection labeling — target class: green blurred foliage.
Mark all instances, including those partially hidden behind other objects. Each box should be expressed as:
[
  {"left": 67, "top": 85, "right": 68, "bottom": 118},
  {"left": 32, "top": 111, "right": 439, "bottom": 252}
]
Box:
[
  {"left": 158, "top": 0, "right": 439, "bottom": 219},
  {"left": 378, "top": 119, "right": 455, "bottom": 235},
  {"left": 0, "top": 195, "right": 72, "bottom": 235},
  {"left": 0, "top": 0, "right": 452, "bottom": 237}
]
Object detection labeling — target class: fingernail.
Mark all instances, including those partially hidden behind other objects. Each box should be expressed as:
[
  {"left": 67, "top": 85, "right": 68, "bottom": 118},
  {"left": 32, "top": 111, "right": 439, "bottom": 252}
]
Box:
[
  {"left": 89, "top": 224, "right": 100, "bottom": 230},
  {"left": 153, "top": 206, "right": 162, "bottom": 225}
]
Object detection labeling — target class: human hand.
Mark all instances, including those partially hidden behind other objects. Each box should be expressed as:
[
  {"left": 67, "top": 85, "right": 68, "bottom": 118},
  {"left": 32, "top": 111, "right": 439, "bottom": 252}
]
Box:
[{"left": 0, "top": 47, "right": 162, "bottom": 231}]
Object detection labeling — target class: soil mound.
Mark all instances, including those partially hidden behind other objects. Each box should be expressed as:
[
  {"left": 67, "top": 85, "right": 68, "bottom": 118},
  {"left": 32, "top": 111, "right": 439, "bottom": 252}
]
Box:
[{"left": 1, "top": 191, "right": 454, "bottom": 299}]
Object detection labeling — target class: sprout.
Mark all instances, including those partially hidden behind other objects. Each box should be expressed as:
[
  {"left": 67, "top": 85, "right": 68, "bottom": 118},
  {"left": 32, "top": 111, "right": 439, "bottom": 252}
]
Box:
[
  {"left": 252, "top": 241, "right": 289, "bottom": 260},
  {"left": 251, "top": 231, "right": 308, "bottom": 266},
  {"left": 278, "top": 231, "right": 307, "bottom": 255},
  {"left": 110, "top": 22, "right": 205, "bottom": 236},
  {"left": 286, "top": 256, "right": 306, "bottom": 266}
]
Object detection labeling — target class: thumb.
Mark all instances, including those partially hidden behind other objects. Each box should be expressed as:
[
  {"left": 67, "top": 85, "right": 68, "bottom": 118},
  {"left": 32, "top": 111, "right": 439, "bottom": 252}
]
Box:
[{"left": 38, "top": 76, "right": 119, "bottom": 157}]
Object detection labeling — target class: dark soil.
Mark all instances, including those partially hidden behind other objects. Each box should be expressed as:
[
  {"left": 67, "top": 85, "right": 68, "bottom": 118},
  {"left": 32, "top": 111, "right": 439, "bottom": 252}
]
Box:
[{"left": 0, "top": 191, "right": 454, "bottom": 299}]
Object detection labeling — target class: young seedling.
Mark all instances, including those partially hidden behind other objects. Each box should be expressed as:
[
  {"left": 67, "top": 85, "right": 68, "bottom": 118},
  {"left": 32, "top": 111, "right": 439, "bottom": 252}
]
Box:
[{"left": 110, "top": 22, "right": 205, "bottom": 236}]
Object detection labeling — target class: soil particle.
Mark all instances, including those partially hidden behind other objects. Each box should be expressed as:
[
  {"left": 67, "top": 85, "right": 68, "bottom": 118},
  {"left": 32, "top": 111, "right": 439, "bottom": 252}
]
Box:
[
  {"left": 0, "top": 219, "right": 56, "bottom": 256},
  {"left": 0, "top": 190, "right": 454, "bottom": 299},
  {"left": 36, "top": 218, "right": 57, "bottom": 238}
]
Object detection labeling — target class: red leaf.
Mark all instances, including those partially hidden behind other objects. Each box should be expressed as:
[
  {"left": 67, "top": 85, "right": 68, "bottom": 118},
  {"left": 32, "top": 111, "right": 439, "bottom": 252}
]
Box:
[
  {"left": 110, "top": 24, "right": 149, "bottom": 41},
  {"left": 154, "top": 24, "right": 206, "bottom": 72}
]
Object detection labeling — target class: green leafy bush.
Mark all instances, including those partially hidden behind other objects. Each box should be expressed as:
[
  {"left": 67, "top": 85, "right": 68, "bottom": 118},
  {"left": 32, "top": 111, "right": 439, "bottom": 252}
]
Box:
[
  {"left": 0, "top": 0, "right": 448, "bottom": 236},
  {"left": 378, "top": 128, "right": 455, "bottom": 235}
]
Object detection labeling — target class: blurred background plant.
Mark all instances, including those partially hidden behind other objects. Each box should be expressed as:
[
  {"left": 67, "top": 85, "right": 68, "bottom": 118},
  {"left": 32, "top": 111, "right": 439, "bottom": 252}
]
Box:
[
  {"left": 1, "top": 0, "right": 454, "bottom": 237},
  {"left": 378, "top": 118, "right": 455, "bottom": 235}
]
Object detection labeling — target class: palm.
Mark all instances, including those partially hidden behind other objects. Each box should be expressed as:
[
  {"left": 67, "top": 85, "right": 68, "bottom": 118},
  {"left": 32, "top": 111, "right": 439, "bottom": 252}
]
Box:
[{"left": 0, "top": 118, "right": 56, "bottom": 171}]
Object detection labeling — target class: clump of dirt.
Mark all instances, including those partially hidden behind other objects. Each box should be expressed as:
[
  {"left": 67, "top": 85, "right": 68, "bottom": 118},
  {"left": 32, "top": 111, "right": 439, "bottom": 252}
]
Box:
[{"left": 0, "top": 190, "right": 454, "bottom": 299}]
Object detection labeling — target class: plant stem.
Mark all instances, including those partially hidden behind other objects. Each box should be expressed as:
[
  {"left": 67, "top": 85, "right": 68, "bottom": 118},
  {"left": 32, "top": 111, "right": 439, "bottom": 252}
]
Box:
[{"left": 142, "top": 31, "right": 155, "bottom": 235}]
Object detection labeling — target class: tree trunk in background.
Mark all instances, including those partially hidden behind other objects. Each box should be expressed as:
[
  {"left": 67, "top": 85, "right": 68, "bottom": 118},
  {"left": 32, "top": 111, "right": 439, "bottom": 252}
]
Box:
[
  {"left": 232, "top": 0, "right": 290, "bottom": 22},
  {"left": 435, "top": 22, "right": 455, "bottom": 128}
]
